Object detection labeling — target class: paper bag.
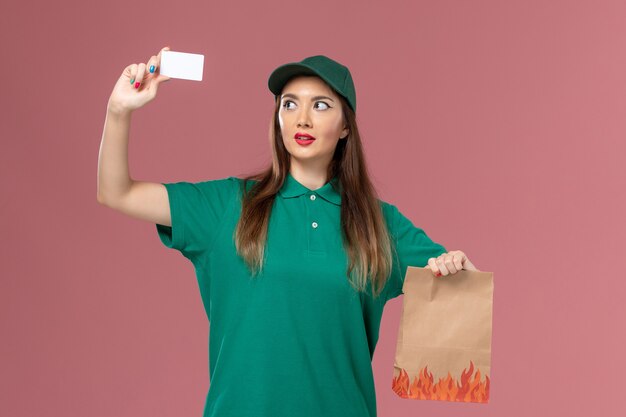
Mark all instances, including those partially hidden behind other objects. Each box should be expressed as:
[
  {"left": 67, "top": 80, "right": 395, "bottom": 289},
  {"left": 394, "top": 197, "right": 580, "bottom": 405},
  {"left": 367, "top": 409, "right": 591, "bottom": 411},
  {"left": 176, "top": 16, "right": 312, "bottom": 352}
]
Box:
[{"left": 392, "top": 266, "right": 494, "bottom": 403}]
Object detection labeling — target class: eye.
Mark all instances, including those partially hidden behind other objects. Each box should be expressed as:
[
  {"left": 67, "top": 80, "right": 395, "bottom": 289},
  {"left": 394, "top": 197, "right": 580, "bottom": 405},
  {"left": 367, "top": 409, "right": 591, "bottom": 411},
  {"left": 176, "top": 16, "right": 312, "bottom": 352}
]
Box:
[
  {"left": 315, "top": 101, "right": 331, "bottom": 110},
  {"left": 282, "top": 100, "right": 296, "bottom": 110},
  {"left": 281, "top": 100, "right": 332, "bottom": 110}
]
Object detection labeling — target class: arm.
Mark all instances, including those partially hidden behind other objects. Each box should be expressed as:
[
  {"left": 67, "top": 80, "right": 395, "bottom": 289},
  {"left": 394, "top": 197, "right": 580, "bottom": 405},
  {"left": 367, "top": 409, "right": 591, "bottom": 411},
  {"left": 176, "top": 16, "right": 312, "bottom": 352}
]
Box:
[
  {"left": 96, "top": 108, "right": 171, "bottom": 227},
  {"left": 384, "top": 203, "right": 447, "bottom": 301},
  {"left": 97, "top": 46, "right": 172, "bottom": 226}
]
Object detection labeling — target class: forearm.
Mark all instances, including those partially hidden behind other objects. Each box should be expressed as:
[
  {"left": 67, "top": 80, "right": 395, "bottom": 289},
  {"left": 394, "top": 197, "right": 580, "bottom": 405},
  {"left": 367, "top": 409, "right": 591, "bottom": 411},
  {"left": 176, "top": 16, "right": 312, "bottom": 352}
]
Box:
[{"left": 96, "top": 107, "right": 134, "bottom": 205}]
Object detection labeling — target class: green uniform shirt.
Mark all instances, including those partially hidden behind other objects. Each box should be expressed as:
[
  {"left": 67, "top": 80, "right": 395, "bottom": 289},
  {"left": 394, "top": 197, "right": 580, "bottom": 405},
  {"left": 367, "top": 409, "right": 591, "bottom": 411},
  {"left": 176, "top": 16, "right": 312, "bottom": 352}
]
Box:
[{"left": 155, "top": 172, "right": 446, "bottom": 417}]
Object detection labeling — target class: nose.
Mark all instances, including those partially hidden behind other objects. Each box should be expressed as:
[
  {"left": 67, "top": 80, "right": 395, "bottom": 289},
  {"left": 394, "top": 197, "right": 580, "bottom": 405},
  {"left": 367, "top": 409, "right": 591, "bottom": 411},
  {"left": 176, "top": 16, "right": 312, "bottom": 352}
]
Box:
[{"left": 297, "top": 109, "right": 312, "bottom": 128}]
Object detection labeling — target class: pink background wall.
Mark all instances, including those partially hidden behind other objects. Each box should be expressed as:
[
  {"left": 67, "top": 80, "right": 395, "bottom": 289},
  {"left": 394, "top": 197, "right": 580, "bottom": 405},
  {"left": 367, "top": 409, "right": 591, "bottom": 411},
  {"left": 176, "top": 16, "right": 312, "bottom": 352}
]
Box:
[{"left": 1, "top": 0, "right": 624, "bottom": 416}]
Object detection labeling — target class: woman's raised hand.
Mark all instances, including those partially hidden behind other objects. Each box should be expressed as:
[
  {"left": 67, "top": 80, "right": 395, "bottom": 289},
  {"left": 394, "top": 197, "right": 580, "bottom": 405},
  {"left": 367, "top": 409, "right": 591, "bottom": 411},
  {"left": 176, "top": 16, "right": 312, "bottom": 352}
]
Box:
[{"left": 107, "top": 46, "right": 172, "bottom": 114}]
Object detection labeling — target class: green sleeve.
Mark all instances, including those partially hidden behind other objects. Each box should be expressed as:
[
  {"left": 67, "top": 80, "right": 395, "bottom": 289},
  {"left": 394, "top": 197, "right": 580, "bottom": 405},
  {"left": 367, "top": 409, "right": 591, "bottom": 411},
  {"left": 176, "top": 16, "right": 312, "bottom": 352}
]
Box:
[
  {"left": 384, "top": 203, "right": 447, "bottom": 302},
  {"left": 155, "top": 176, "right": 241, "bottom": 262}
]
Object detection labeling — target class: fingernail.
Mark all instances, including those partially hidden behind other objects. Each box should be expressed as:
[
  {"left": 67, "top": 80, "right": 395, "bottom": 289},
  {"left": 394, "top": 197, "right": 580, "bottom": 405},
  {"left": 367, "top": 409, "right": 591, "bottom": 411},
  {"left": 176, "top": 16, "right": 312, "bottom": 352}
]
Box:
[
  {"left": 130, "top": 78, "right": 135, "bottom": 85},
  {"left": 149, "top": 65, "right": 155, "bottom": 73},
  {"left": 135, "top": 82, "right": 140, "bottom": 89}
]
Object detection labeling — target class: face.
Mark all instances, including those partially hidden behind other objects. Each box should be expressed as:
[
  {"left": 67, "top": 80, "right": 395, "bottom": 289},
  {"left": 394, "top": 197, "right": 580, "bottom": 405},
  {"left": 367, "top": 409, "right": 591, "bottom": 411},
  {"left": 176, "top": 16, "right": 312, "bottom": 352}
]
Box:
[{"left": 278, "top": 75, "right": 349, "bottom": 172}]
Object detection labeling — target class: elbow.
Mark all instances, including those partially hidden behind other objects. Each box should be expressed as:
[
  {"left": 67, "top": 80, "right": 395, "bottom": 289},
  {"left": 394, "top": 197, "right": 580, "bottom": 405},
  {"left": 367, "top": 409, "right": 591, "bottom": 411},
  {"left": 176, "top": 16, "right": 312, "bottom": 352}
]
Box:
[{"left": 96, "top": 192, "right": 108, "bottom": 206}]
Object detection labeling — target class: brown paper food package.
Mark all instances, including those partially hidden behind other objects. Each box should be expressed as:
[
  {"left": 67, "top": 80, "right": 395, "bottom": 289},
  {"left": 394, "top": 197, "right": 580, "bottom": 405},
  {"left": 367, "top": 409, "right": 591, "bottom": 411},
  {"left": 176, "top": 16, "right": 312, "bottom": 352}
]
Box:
[{"left": 392, "top": 266, "right": 494, "bottom": 403}]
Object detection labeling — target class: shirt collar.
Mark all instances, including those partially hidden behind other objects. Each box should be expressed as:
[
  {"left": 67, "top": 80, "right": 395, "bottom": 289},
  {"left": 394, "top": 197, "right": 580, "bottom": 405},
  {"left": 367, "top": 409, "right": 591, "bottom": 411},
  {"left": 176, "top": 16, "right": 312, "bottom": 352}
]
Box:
[{"left": 278, "top": 172, "right": 341, "bottom": 206}]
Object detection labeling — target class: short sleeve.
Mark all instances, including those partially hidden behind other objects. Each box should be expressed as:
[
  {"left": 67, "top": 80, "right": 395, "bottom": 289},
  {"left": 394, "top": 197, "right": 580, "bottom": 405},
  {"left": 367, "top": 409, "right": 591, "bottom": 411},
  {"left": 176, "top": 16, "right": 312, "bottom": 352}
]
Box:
[
  {"left": 155, "top": 176, "right": 241, "bottom": 261},
  {"left": 384, "top": 203, "right": 447, "bottom": 301}
]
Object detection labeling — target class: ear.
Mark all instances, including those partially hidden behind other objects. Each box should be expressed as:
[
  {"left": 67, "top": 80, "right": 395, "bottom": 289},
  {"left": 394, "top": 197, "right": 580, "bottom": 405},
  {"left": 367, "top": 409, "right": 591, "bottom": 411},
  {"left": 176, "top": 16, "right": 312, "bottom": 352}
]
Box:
[{"left": 340, "top": 126, "right": 349, "bottom": 140}]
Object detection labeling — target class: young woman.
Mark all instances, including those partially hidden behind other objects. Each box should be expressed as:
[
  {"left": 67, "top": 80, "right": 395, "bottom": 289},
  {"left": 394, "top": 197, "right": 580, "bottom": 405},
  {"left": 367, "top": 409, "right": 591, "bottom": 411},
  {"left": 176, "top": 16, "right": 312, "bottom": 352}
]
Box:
[{"left": 97, "top": 46, "right": 478, "bottom": 417}]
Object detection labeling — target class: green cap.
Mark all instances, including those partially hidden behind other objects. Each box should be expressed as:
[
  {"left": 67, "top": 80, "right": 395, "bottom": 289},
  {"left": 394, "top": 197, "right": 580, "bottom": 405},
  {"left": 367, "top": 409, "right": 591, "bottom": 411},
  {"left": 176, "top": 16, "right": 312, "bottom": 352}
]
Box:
[{"left": 268, "top": 55, "right": 357, "bottom": 113}]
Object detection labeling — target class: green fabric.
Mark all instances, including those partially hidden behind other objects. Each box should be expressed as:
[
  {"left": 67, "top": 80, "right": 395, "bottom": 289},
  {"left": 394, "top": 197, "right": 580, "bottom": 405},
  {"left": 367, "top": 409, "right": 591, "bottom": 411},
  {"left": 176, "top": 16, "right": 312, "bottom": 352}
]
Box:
[{"left": 155, "top": 172, "right": 446, "bottom": 417}]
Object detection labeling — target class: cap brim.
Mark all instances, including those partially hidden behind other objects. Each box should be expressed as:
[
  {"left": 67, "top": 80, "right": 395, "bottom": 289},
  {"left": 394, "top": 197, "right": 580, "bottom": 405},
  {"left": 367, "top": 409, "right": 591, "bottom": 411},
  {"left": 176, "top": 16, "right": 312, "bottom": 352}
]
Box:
[{"left": 268, "top": 63, "right": 320, "bottom": 97}]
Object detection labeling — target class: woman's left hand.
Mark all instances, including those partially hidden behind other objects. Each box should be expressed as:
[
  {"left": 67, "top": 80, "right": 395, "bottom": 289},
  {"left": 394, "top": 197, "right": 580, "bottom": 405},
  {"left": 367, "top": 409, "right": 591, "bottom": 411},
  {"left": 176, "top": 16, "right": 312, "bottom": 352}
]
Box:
[{"left": 426, "top": 250, "right": 479, "bottom": 277}]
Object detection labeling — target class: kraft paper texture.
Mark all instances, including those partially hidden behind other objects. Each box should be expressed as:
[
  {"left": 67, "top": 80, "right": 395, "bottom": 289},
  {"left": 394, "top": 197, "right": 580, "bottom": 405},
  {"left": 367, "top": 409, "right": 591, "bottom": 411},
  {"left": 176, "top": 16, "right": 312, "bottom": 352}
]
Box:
[{"left": 392, "top": 266, "right": 494, "bottom": 403}]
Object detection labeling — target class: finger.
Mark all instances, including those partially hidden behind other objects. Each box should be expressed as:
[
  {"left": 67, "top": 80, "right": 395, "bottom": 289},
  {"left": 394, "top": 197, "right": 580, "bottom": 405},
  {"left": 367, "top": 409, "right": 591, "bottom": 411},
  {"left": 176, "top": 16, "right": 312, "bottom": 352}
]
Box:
[
  {"left": 146, "top": 78, "right": 158, "bottom": 98},
  {"left": 427, "top": 258, "right": 440, "bottom": 276},
  {"left": 149, "top": 47, "right": 172, "bottom": 83},
  {"left": 444, "top": 255, "right": 458, "bottom": 274},
  {"left": 147, "top": 73, "right": 168, "bottom": 96},
  {"left": 436, "top": 256, "right": 450, "bottom": 276},
  {"left": 135, "top": 63, "right": 146, "bottom": 89},
  {"left": 155, "top": 74, "right": 171, "bottom": 83},
  {"left": 147, "top": 55, "right": 158, "bottom": 75},
  {"left": 156, "top": 46, "right": 170, "bottom": 69},
  {"left": 453, "top": 253, "right": 463, "bottom": 272},
  {"left": 127, "top": 63, "right": 138, "bottom": 85}
]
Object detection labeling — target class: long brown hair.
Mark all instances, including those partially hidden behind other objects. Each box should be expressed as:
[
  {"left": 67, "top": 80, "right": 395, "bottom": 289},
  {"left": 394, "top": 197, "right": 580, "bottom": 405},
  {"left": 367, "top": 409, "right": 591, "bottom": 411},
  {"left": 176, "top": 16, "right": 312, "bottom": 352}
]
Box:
[{"left": 234, "top": 82, "right": 393, "bottom": 299}]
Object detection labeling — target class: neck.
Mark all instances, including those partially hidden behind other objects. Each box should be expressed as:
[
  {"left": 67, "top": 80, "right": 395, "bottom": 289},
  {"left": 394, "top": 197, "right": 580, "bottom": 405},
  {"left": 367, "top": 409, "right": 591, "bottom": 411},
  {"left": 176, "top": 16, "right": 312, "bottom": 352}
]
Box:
[{"left": 289, "top": 162, "right": 330, "bottom": 191}]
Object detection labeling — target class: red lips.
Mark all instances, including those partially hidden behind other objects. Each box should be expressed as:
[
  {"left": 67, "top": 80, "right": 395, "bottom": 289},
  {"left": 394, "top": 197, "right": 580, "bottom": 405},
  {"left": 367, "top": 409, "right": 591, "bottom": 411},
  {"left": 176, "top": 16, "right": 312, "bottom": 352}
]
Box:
[{"left": 295, "top": 132, "right": 315, "bottom": 140}]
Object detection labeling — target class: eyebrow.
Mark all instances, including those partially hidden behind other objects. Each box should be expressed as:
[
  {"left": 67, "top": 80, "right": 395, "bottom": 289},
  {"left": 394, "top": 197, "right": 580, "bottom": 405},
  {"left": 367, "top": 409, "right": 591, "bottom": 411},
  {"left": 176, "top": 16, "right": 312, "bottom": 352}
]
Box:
[{"left": 281, "top": 93, "right": 335, "bottom": 102}]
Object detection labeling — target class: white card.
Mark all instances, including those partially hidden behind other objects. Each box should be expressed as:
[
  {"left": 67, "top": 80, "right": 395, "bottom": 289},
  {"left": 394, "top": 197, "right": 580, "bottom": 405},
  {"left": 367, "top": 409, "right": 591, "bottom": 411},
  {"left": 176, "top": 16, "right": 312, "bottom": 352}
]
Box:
[{"left": 160, "top": 50, "right": 204, "bottom": 81}]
